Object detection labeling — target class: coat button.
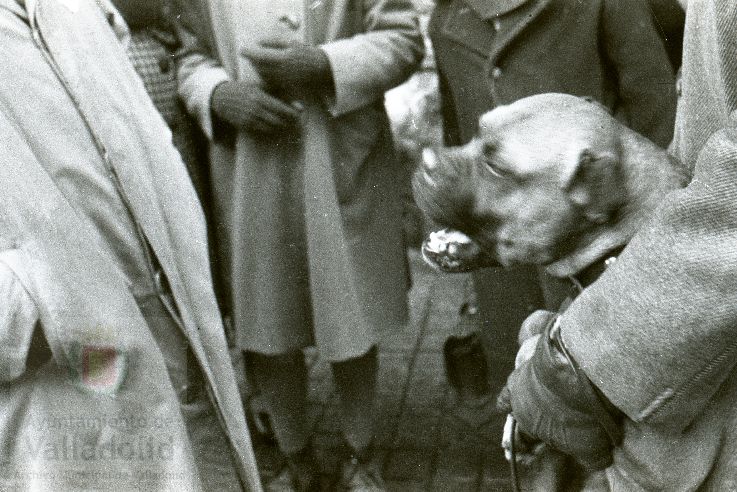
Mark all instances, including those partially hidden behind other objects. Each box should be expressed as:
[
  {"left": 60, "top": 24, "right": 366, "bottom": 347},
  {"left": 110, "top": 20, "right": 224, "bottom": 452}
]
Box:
[{"left": 491, "top": 67, "right": 503, "bottom": 79}]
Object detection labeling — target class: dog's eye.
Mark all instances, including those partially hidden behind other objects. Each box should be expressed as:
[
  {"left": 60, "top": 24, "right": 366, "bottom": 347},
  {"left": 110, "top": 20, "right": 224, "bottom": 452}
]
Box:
[
  {"left": 479, "top": 142, "right": 509, "bottom": 177},
  {"left": 481, "top": 156, "right": 511, "bottom": 178},
  {"left": 483, "top": 159, "right": 504, "bottom": 177}
]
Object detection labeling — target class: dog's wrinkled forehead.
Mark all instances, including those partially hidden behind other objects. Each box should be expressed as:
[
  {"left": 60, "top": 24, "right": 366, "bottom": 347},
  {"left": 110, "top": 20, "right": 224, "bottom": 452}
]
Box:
[{"left": 478, "top": 94, "right": 615, "bottom": 173}]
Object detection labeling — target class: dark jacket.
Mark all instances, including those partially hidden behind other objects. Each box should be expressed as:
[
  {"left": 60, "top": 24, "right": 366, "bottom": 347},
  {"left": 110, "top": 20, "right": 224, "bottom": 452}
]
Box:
[{"left": 429, "top": 0, "right": 678, "bottom": 148}]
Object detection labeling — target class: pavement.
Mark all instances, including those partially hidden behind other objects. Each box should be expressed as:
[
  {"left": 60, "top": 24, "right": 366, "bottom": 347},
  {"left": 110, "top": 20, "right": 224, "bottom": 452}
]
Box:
[{"left": 251, "top": 249, "right": 514, "bottom": 491}]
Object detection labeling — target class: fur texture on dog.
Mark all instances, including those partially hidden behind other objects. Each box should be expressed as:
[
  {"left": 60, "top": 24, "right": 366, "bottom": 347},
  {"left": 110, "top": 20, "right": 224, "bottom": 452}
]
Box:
[{"left": 413, "top": 93, "right": 688, "bottom": 277}]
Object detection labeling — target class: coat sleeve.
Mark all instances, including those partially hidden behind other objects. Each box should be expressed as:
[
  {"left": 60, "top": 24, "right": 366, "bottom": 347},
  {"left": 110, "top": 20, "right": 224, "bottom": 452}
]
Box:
[
  {"left": 559, "top": 118, "right": 737, "bottom": 432},
  {"left": 320, "top": 0, "right": 424, "bottom": 117},
  {"left": 176, "top": 25, "right": 229, "bottom": 140},
  {"left": 601, "top": 0, "right": 678, "bottom": 148},
  {"left": 0, "top": 249, "right": 40, "bottom": 382}
]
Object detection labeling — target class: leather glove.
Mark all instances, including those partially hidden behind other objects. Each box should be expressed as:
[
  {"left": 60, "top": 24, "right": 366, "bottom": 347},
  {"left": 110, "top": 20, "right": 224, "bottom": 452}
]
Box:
[
  {"left": 210, "top": 81, "right": 300, "bottom": 135},
  {"left": 497, "top": 315, "right": 623, "bottom": 471},
  {"left": 241, "top": 41, "right": 334, "bottom": 101}
]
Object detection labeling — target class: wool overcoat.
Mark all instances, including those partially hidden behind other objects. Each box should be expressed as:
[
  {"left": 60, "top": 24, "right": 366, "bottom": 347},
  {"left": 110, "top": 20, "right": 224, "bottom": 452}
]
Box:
[
  {"left": 0, "top": 0, "right": 259, "bottom": 489},
  {"left": 178, "top": 0, "right": 424, "bottom": 360},
  {"left": 560, "top": 1, "right": 737, "bottom": 488}
]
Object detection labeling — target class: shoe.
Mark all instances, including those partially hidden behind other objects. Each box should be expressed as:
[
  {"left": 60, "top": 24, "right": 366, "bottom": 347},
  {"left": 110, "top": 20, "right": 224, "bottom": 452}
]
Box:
[
  {"left": 265, "top": 467, "right": 299, "bottom": 492},
  {"left": 265, "top": 446, "right": 320, "bottom": 492},
  {"left": 338, "top": 455, "right": 386, "bottom": 492}
]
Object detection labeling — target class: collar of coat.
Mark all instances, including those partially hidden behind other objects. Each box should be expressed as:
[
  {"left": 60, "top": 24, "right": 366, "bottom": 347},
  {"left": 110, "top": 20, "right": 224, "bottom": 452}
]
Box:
[
  {"left": 1, "top": 0, "right": 26, "bottom": 17},
  {"left": 8, "top": 0, "right": 131, "bottom": 47},
  {"left": 462, "top": 0, "right": 530, "bottom": 19}
]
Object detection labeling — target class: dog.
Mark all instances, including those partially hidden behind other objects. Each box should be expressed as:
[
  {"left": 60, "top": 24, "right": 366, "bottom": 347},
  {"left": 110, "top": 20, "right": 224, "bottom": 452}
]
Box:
[
  {"left": 414, "top": 92, "right": 686, "bottom": 278},
  {"left": 412, "top": 93, "right": 688, "bottom": 489}
]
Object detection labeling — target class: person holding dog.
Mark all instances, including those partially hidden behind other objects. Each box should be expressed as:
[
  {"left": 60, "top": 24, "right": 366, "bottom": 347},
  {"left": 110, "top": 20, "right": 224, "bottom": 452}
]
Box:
[
  {"left": 500, "top": 0, "right": 737, "bottom": 488},
  {"left": 175, "top": 1, "right": 424, "bottom": 489},
  {"left": 428, "top": 0, "right": 679, "bottom": 411}
]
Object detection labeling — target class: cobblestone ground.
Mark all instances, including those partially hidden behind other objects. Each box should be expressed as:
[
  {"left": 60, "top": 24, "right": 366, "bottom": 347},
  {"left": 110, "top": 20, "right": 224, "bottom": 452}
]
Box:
[{"left": 251, "top": 249, "right": 513, "bottom": 491}]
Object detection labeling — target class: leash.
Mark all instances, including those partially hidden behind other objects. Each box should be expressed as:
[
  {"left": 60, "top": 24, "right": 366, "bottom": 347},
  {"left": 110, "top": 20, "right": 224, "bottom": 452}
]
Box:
[
  {"left": 509, "top": 418, "right": 522, "bottom": 492},
  {"left": 506, "top": 251, "right": 623, "bottom": 492}
]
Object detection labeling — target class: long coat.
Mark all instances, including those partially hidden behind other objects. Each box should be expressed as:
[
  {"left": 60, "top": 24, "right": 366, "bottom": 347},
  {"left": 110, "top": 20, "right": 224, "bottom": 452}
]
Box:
[
  {"left": 179, "top": 0, "right": 424, "bottom": 360},
  {"left": 558, "top": 1, "right": 737, "bottom": 489},
  {"left": 0, "top": 1, "right": 259, "bottom": 489}
]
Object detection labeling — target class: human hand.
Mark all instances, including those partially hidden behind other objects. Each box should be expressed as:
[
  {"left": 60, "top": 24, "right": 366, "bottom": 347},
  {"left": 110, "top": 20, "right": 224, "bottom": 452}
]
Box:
[
  {"left": 241, "top": 41, "right": 333, "bottom": 100},
  {"left": 499, "top": 310, "right": 551, "bottom": 464},
  {"left": 497, "top": 317, "right": 621, "bottom": 471},
  {"left": 210, "top": 81, "right": 300, "bottom": 134}
]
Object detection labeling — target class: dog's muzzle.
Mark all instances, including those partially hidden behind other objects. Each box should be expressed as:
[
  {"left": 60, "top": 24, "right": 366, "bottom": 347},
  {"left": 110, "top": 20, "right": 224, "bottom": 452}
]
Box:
[{"left": 421, "top": 228, "right": 497, "bottom": 273}]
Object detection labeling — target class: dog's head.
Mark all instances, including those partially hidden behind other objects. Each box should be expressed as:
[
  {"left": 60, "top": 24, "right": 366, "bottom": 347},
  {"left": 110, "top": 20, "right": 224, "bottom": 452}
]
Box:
[{"left": 413, "top": 94, "right": 630, "bottom": 267}]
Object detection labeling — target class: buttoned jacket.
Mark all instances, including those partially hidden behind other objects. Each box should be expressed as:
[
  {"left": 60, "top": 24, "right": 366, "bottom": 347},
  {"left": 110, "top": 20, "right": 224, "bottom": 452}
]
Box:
[{"left": 429, "top": 0, "right": 677, "bottom": 148}]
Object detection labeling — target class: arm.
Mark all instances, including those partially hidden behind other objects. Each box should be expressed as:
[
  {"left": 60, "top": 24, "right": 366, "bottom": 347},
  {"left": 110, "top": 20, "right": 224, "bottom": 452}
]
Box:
[
  {"left": 175, "top": 24, "right": 229, "bottom": 140},
  {"left": 560, "top": 121, "right": 737, "bottom": 432},
  {"left": 176, "top": 24, "right": 300, "bottom": 138},
  {"left": 602, "top": 0, "right": 677, "bottom": 148},
  {"left": 320, "top": 0, "right": 424, "bottom": 116}
]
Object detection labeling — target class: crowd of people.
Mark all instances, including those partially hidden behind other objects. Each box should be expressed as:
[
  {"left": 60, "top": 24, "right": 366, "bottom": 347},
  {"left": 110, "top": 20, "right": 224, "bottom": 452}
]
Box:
[{"left": 1, "top": 0, "right": 737, "bottom": 491}]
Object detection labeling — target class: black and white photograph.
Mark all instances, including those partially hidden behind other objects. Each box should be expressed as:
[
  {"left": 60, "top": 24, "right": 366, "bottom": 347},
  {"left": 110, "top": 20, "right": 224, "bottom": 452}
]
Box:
[{"left": 2, "top": 0, "right": 736, "bottom": 490}]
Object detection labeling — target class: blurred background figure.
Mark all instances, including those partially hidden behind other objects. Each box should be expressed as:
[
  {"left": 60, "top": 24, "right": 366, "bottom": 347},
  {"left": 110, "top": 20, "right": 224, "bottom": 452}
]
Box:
[
  {"left": 119, "top": 0, "right": 209, "bottom": 202},
  {"left": 175, "top": 0, "right": 424, "bottom": 489},
  {"left": 385, "top": 0, "right": 442, "bottom": 250}
]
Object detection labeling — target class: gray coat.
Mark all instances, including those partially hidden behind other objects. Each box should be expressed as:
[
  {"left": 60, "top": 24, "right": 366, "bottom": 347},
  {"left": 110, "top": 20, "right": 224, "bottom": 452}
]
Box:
[
  {"left": 561, "top": 1, "right": 737, "bottom": 489},
  {"left": 178, "top": 0, "right": 424, "bottom": 360},
  {"left": 0, "top": 0, "right": 260, "bottom": 489}
]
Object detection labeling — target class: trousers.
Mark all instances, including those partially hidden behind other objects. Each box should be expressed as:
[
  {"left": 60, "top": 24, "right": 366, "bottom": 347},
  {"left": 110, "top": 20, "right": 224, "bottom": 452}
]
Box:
[{"left": 245, "top": 346, "right": 378, "bottom": 457}]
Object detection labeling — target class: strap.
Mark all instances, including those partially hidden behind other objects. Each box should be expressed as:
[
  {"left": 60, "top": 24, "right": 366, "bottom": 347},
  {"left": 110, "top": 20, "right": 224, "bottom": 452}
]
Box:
[{"left": 550, "top": 319, "right": 623, "bottom": 446}]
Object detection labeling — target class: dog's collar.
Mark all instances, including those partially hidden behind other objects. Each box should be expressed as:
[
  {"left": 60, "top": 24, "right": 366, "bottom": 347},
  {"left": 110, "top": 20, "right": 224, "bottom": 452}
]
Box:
[{"left": 566, "top": 245, "right": 626, "bottom": 293}]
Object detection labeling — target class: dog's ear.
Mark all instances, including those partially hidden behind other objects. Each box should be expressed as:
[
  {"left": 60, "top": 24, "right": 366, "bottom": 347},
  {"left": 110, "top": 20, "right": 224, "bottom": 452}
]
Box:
[{"left": 564, "top": 149, "right": 627, "bottom": 224}]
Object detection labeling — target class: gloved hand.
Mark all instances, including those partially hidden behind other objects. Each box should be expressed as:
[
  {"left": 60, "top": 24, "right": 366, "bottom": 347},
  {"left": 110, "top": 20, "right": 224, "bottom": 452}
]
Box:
[
  {"left": 497, "top": 315, "right": 623, "bottom": 471},
  {"left": 241, "top": 41, "right": 334, "bottom": 101},
  {"left": 210, "top": 81, "right": 300, "bottom": 135},
  {"left": 500, "top": 310, "right": 552, "bottom": 464}
]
